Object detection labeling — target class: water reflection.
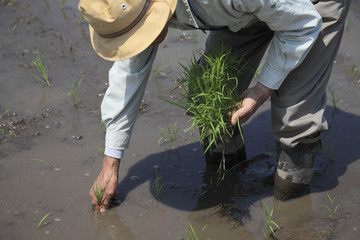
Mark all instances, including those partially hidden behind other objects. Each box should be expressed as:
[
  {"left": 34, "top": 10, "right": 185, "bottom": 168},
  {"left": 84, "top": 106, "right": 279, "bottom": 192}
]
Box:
[{"left": 89, "top": 210, "right": 135, "bottom": 240}]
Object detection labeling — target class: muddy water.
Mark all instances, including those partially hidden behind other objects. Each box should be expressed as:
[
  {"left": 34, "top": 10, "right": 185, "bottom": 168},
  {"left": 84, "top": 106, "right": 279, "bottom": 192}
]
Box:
[{"left": 1, "top": 0, "right": 360, "bottom": 239}]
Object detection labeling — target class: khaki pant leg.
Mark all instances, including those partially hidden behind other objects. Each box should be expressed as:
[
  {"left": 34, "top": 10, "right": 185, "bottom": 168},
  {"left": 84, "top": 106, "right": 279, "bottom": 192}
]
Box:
[
  {"left": 271, "top": 0, "right": 351, "bottom": 147},
  {"left": 205, "top": 22, "right": 274, "bottom": 93}
]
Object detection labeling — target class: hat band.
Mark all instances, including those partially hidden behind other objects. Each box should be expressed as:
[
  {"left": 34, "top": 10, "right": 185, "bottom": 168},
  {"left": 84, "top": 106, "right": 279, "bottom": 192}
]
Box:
[{"left": 97, "top": 0, "right": 150, "bottom": 39}]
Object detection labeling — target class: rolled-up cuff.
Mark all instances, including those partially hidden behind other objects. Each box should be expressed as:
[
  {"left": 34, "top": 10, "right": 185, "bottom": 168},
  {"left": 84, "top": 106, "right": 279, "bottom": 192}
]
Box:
[
  {"left": 104, "top": 147, "right": 125, "bottom": 159},
  {"left": 105, "top": 130, "right": 131, "bottom": 150},
  {"left": 258, "top": 63, "right": 289, "bottom": 90}
]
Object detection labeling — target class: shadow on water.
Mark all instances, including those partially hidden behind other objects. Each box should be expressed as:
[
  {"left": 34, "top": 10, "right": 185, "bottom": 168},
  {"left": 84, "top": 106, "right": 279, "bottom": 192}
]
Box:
[{"left": 111, "top": 105, "right": 360, "bottom": 225}]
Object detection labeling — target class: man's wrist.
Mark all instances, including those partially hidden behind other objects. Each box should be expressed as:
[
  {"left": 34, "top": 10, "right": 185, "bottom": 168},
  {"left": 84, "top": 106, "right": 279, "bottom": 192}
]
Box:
[{"left": 255, "top": 82, "right": 274, "bottom": 99}]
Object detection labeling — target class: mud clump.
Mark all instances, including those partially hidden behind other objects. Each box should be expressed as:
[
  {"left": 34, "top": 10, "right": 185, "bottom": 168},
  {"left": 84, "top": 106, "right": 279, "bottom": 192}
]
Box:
[{"left": 0, "top": 107, "right": 61, "bottom": 158}]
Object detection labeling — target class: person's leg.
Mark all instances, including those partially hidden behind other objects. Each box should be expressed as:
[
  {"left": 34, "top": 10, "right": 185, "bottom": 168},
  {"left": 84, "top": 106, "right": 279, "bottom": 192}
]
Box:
[
  {"left": 205, "top": 22, "right": 274, "bottom": 93},
  {"left": 272, "top": 0, "right": 351, "bottom": 201},
  {"left": 202, "top": 23, "right": 274, "bottom": 167}
]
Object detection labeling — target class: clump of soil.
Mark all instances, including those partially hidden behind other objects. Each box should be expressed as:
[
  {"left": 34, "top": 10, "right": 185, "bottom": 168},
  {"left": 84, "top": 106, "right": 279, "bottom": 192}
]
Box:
[{"left": 0, "top": 107, "right": 60, "bottom": 157}]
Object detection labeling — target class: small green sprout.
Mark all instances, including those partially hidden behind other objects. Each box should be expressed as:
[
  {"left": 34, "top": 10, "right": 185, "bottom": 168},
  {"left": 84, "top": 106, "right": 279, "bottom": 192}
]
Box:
[
  {"left": 349, "top": 63, "right": 359, "bottom": 78},
  {"left": 61, "top": 0, "right": 66, "bottom": 9},
  {"left": 324, "top": 193, "right": 340, "bottom": 221},
  {"left": 31, "top": 158, "right": 54, "bottom": 169},
  {"left": 95, "top": 146, "right": 105, "bottom": 153},
  {"left": 78, "top": 14, "right": 85, "bottom": 25},
  {"left": 262, "top": 202, "right": 280, "bottom": 239},
  {"left": 327, "top": 87, "right": 339, "bottom": 110},
  {"left": 32, "top": 49, "right": 51, "bottom": 86},
  {"left": 37, "top": 211, "right": 52, "bottom": 229},
  {"left": 186, "top": 222, "right": 207, "bottom": 240},
  {"left": 152, "top": 168, "right": 163, "bottom": 200},
  {"left": 154, "top": 61, "right": 168, "bottom": 77},
  {"left": 68, "top": 75, "right": 83, "bottom": 108},
  {"left": 158, "top": 121, "right": 180, "bottom": 146},
  {"left": 322, "top": 135, "right": 336, "bottom": 162},
  {"left": 92, "top": 180, "right": 106, "bottom": 206}
]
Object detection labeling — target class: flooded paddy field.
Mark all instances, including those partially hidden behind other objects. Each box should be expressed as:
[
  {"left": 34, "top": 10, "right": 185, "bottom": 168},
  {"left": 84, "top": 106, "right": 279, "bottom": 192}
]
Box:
[{"left": 0, "top": 0, "right": 360, "bottom": 239}]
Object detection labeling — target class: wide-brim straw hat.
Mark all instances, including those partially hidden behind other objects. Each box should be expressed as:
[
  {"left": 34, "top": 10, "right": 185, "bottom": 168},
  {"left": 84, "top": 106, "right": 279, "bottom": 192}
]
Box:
[{"left": 78, "top": 0, "right": 177, "bottom": 61}]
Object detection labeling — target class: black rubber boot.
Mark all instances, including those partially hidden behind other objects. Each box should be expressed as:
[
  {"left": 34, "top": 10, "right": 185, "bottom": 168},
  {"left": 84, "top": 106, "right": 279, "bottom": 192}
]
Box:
[{"left": 274, "top": 134, "right": 321, "bottom": 201}]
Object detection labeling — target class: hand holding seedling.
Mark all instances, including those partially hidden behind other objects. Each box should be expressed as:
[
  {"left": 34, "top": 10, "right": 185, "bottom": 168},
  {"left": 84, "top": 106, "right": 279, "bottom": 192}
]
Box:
[
  {"left": 231, "top": 82, "right": 273, "bottom": 125},
  {"left": 90, "top": 156, "right": 121, "bottom": 212}
]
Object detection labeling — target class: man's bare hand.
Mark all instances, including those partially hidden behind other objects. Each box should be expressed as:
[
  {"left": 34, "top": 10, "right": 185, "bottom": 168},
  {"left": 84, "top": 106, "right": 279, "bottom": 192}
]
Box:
[
  {"left": 90, "top": 155, "right": 121, "bottom": 212},
  {"left": 231, "top": 82, "right": 273, "bottom": 125}
]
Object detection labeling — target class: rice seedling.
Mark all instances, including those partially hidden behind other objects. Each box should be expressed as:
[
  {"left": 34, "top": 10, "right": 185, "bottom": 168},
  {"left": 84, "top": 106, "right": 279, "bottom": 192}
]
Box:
[
  {"left": 323, "top": 193, "right": 340, "bottom": 221},
  {"left": 154, "top": 61, "right": 168, "bottom": 77},
  {"left": 100, "top": 119, "right": 106, "bottom": 133},
  {"left": 32, "top": 49, "right": 51, "bottom": 86},
  {"left": 165, "top": 45, "right": 245, "bottom": 151},
  {"left": 254, "top": 61, "right": 264, "bottom": 80},
  {"left": 322, "top": 135, "right": 336, "bottom": 162},
  {"left": 345, "top": 16, "right": 351, "bottom": 30},
  {"left": 78, "top": 14, "right": 85, "bottom": 25},
  {"left": 217, "top": 159, "right": 240, "bottom": 183},
  {"left": 68, "top": 75, "right": 83, "bottom": 108},
  {"left": 31, "top": 158, "right": 54, "bottom": 169},
  {"left": 37, "top": 211, "right": 51, "bottom": 229},
  {"left": 185, "top": 222, "right": 207, "bottom": 240},
  {"left": 327, "top": 87, "right": 339, "bottom": 110},
  {"left": 61, "top": 0, "right": 66, "bottom": 9},
  {"left": 262, "top": 202, "right": 280, "bottom": 239},
  {"left": 92, "top": 180, "right": 106, "bottom": 206},
  {"left": 95, "top": 146, "right": 105, "bottom": 153},
  {"left": 162, "top": 45, "right": 246, "bottom": 181},
  {"left": 152, "top": 168, "right": 163, "bottom": 200},
  {"left": 158, "top": 121, "right": 180, "bottom": 146},
  {"left": 349, "top": 63, "right": 359, "bottom": 79}
]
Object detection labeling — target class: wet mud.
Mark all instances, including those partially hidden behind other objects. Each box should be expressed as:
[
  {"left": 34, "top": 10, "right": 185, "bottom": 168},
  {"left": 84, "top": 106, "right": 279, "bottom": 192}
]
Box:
[{"left": 1, "top": 0, "right": 360, "bottom": 239}]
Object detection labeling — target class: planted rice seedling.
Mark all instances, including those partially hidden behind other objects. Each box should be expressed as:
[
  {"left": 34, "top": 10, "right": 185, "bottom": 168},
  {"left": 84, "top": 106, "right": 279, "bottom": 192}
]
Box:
[
  {"left": 32, "top": 49, "right": 51, "bottom": 86},
  {"left": 92, "top": 180, "right": 106, "bottom": 207},
  {"left": 95, "top": 145, "right": 105, "bottom": 153},
  {"left": 327, "top": 87, "right": 339, "bottom": 110},
  {"left": 31, "top": 158, "right": 54, "bottom": 169},
  {"left": 68, "top": 75, "right": 83, "bottom": 108},
  {"left": 158, "top": 121, "right": 180, "bottom": 146},
  {"left": 152, "top": 168, "right": 163, "bottom": 200},
  {"left": 262, "top": 202, "right": 280, "bottom": 239},
  {"left": 61, "top": 0, "right": 66, "bottom": 9},
  {"left": 345, "top": 16, "right": 351, "bottom": 30},
  {"left": 185, "top": 222, "right": 207, "bottom": 240},
  {"left": 323, "top": 193, "right": 340, "bottom": 221},
  {"left": 78, "top": 14, "right": 84, "bottom": 25},
  {"left": 154, "top": 61, "right": 168, "bottom": 77},
  {"left": 349, "top": 63, "right": 359, "bottom": 79},
  {"left": 37, "top": 211, "right": 51, "bottom": 229},
  {"left": 100, "top": 119, "right": 106, "bottom": 133},
  {"left": 322, "top": 135, "right": 336, "bottom": 162}
]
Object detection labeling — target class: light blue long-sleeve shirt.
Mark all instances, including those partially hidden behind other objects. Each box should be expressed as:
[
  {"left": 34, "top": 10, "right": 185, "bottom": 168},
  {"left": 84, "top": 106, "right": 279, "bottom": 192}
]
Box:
[{"left": 103, "top": 0, "right": 322, "bottom": 159}]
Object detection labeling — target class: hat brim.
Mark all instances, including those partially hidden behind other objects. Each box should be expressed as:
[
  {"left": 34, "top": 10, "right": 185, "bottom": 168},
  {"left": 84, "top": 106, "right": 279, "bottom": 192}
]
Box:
[{"left": 89, "top": 0, "right": 177, "bottom": 61}]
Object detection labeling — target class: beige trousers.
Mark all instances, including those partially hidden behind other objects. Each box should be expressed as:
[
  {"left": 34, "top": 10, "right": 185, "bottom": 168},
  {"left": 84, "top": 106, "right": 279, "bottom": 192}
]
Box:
[{"left": 205, "top": 0, "right": 351, "bottom": 147}]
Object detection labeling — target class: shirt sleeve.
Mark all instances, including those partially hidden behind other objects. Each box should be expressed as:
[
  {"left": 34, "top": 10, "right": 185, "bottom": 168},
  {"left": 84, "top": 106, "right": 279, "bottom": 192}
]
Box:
[
  {"left": 235, "top": 0, "right": 322, "bottom": 89},
  {"left": 101, "top": 45, "right": 158, "bottom": 156}
]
